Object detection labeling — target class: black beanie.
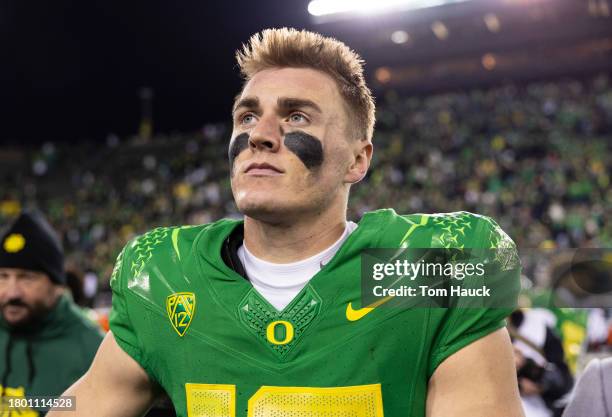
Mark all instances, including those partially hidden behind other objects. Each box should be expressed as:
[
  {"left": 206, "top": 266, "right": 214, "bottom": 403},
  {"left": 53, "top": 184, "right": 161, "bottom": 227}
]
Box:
[{"left": 0, "top": 211, "right": 65, "bottom": 284}]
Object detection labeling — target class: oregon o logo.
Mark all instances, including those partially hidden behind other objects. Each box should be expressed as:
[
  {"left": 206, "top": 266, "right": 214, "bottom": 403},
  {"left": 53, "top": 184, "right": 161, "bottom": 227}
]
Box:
[{"left": 266, "top": 320, "right": 294, "bottom": 345}]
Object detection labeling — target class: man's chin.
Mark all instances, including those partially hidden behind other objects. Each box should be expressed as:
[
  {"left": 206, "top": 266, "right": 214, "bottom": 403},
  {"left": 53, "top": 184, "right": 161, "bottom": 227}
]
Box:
[{"left": 239, "top": 202, "right": 299, "bottom": 224}]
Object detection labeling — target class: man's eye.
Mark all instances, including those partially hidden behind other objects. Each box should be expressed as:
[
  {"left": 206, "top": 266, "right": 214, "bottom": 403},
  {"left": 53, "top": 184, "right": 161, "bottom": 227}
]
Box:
[
  {"left": 20, "top": 274, "right": 38, "bottom": 281},
  {"left": 289, "top": 113, "right": 308, "bottom": 123},
  {"left": 241, "top": 114, "right": 256, "bottom": 125}
]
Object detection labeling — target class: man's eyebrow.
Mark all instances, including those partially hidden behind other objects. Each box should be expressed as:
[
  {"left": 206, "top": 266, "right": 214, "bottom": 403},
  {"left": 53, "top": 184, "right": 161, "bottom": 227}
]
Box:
[
  {"left": 232, "top": 96, "right": 260, "bottom": 116},
  {"left": 231, "top": 96, "right": 323, "bottom": 116},
  {"left": 278, "top": 97, "right": 322, "bottom": 114}
]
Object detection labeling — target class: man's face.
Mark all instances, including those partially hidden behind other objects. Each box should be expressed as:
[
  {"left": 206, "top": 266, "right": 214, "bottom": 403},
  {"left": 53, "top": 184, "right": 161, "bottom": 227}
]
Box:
[
  {"left": 229, "top": 67, "right": 364, "bottom": 222},
  {"left": 0, "top": 268, "right": 60, "bottom": 327}
]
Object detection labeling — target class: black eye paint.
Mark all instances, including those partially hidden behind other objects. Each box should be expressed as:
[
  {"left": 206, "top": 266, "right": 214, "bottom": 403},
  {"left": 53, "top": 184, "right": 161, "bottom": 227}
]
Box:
[
  {"left": 228, "top": 133, "right": 249, "bottom": 173},
  {"left": 228, "top": 131, "right": 324, "bottom": 172},
  {"left": 284, "top": 131, "right": 324, "bottom": 170}
]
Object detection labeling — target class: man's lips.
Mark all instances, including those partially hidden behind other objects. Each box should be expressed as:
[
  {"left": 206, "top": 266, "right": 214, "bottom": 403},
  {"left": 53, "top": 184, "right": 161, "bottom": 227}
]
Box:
[
  {"left": 244, "top": 162, "right": 284, "bottom": 175},
  {"left": 3, "top": 304, "right": 28, "bottom": 315}
]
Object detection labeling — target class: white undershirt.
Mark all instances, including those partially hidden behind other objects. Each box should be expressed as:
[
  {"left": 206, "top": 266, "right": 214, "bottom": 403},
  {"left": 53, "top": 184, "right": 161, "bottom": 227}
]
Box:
[{"left": 237, "top": 221, "right": 358, "bottom": 311}]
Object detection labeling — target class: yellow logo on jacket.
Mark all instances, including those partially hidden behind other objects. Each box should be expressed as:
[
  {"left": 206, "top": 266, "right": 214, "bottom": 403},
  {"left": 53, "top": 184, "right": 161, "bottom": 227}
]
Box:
[{"left": 166, "top": 292, "right": 196, "bottom": 337}]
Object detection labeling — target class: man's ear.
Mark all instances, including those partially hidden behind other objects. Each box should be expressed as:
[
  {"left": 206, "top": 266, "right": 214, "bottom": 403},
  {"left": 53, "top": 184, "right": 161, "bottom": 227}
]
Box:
[{"left": 345, "top": 139, "right": 373, "bottom": 184}]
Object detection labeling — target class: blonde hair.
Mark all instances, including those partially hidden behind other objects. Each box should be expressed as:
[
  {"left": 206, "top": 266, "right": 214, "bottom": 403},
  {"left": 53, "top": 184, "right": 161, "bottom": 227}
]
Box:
[{"left": 236, "top": 28, "right": 375, "bottom": 141}]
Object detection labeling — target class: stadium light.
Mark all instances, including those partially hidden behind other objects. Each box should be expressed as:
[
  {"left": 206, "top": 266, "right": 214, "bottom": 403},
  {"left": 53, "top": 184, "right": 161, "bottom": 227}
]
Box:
[
  {"left": 481, "top": 53, "right": 497, "bottom": 70},
  {"left": 391, "top": 30, "right": 411, "bottom": 44},
  {"left": 484, "top": 13, "right": 501, "bottom": 32},
  {"left": 431, "top": 21, "right": 449, "bottom": 40},
  {"left": 375, "top": 67, "right": 392, "bottom": 83},
  {"left": 308, "top": 0, "right": 473, "bottom": 17}
]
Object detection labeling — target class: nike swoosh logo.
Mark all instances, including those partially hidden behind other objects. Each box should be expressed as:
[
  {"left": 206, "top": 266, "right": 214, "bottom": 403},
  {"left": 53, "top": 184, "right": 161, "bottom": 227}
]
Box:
[
  {"left": 346, "top": 296, "right": 394, "bottom": 322},
  {"left": 345, "top": 215, "right": 428, "bottom": 322}
]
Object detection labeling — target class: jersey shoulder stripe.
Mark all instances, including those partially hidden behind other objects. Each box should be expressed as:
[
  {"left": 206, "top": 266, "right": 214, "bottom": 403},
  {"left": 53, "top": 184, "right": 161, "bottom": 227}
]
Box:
[{"left": 396, "top": 210, "right": 516, "bottom": 250}]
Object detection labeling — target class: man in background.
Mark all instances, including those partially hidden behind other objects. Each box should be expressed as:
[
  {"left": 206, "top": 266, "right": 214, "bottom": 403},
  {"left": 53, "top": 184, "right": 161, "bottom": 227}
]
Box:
[
  {"left": 0, "top": 211, "right": 103, "bottom": 415},
  {"left": 563, "top": 357, "right": 612, "bottom": 417},
  {"left": 510, "top": 309, "right": 573, "bottom": 417}
]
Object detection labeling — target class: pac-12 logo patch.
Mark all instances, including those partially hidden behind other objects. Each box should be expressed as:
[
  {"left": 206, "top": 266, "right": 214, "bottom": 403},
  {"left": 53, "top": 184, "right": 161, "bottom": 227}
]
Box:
[{"left": 166, "top": 292, "right": 196, "bottom": 337}]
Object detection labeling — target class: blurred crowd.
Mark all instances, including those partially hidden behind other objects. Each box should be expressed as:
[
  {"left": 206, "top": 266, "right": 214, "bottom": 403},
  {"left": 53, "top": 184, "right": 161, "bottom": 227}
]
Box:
[
  {"left": 369, "top": 74, "right": 611, "bottom": 249},
  {"left": 1, "top": 73, "right": 610, "bottom": 303}
]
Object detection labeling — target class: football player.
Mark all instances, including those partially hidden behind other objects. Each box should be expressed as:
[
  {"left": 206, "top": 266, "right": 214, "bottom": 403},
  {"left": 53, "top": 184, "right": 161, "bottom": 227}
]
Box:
[{"left": 50, "top": 28, "right": 524, "bottom": 417}]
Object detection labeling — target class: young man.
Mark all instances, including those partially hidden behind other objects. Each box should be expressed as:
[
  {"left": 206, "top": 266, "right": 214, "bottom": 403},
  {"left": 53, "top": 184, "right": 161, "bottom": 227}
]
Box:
[
  {"left": 52, "top": 28, "right": 524, "bottom": 417},
  {"left": 0, "top": 211, "right": 103, "bottom": 415}
]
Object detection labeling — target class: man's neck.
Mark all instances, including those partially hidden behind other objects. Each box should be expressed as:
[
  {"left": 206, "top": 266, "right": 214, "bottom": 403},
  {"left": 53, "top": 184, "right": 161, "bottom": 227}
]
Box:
[{"left": 243, "top": 208, "right": 347, "bottom": 264}]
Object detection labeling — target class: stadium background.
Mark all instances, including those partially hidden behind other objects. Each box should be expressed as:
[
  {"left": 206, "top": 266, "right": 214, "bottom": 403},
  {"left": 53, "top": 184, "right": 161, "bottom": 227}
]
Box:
[{"left": 1, "top": 0, "right": 611, "bottom": 415}]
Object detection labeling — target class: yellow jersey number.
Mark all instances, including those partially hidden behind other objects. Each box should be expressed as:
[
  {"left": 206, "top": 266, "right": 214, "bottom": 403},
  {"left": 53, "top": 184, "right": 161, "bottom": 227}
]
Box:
[{"left": 185, "top": 382, "right": 384, "bottom": 417}]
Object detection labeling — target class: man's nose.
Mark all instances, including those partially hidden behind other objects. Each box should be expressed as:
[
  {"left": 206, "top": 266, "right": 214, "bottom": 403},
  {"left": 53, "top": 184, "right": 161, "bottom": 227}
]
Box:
[{"left": 248, "top": 115, "right": 282, "bottom": 152}]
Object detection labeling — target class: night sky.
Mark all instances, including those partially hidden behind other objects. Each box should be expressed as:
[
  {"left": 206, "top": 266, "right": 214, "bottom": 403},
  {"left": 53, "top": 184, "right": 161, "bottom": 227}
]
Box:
[{"left": 2, "top": 0, "right": 317, "bottom": 143}]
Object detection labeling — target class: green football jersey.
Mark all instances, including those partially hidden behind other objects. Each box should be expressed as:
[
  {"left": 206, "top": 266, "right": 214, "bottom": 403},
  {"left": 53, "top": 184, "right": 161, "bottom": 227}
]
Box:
[{"left": 109, "top": 209, "right": 520, "bottom": 417}]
